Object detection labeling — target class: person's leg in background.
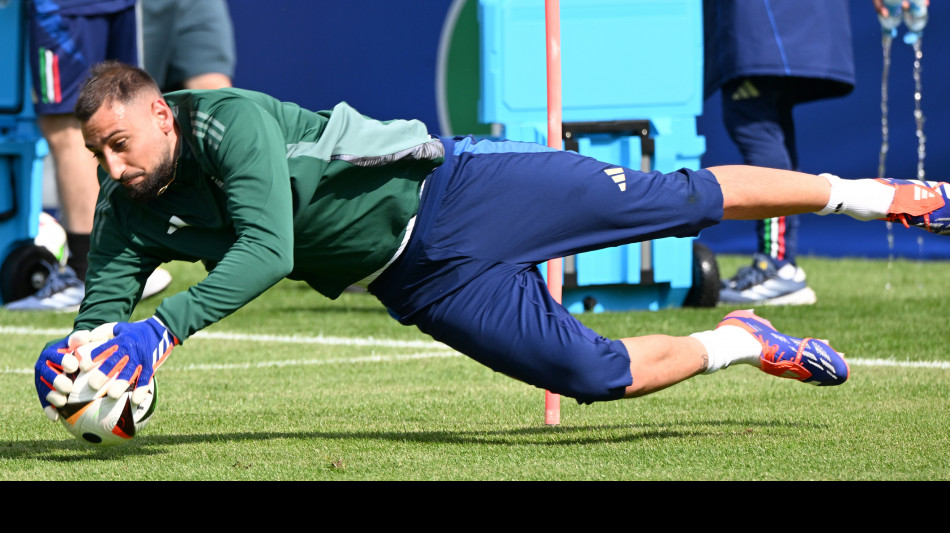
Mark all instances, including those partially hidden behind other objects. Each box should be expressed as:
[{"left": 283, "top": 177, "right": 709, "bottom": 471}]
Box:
[
  {"left": 718, "top": 76, "right": 816, "bottom": 306},
  {"left": 8, "top": 4, "right": 170, "bottom": 311}
]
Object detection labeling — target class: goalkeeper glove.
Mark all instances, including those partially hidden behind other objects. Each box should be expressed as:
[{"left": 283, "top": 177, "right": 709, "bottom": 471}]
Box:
[
  {"left": 34, "top": 330, "right": 99, "bottom": 421},
  {"left": 34, "top": 324, "right": 122, "bottom": 421},
  {"left": 81, "top": 316, "right": 179, "bottom": 405}
]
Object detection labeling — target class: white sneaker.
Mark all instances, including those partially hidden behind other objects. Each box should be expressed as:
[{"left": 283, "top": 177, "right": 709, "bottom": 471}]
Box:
[
  {"left": 719, "top": 254, "right": 817, "bottom": 306},
  {"left": 142, "top": 267, "right": 172, "bottom": 300},
  {"left": 4, "top": 263, "right": 85, "bottom": 312}
]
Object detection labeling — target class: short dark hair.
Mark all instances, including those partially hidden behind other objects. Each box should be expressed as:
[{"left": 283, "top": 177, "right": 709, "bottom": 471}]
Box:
[{"left": 75, "top": 61, "right": 162, "bottom": 122}]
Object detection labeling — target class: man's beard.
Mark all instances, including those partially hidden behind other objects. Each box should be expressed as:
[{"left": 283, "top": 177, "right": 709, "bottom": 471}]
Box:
[{"left": 122, "top": 153, "right": 176, "bottom": 202}]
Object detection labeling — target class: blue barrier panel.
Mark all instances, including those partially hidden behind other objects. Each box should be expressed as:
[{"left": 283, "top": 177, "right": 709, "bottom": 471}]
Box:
[
  {"left": 479, "top": 0, "right": 704, "bottom": 312},
  {"left": 0, "top": 0, "right": 49, "bottom": 303}
]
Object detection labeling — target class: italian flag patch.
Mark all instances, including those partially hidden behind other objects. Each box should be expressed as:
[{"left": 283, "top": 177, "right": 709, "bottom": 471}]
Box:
[{"left": 38, "top": 47, "right": 62, "bottom": 104}]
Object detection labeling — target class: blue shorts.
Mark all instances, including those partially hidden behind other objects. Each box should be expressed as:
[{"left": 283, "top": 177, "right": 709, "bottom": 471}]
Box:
[
  {"left": 29, "top": 5, "right": 138, "bottom": 115},
  {"left": 370, "top": 136, "right": 724, "bottom": 403}
]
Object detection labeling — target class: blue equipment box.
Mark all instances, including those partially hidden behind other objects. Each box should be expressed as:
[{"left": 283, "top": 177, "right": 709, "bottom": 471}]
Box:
[
  {"left": 479, "top": 0, "right": 703, "bottom": 125},
  {"left": 1, "top": 0, "right": 50, "bottom": 304},
  {"left": 0, "top": 0, "right": 27, "bottom": 114},
  {"left": 478, "top": 0, "right": 706, "bottom": 312}
]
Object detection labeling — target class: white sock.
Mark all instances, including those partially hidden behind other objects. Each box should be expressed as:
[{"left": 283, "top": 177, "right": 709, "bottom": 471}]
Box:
[
  {"left": 816, "top": 173, "right": 895, "bottom": 221},
  {"left": 690, "top": 326, "right": 763, "bottom": 374}
]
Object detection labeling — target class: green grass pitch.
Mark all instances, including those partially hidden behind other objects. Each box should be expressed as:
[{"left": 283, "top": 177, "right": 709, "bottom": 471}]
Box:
[{"left": 1, "top": 255, "right": 948, "bottom": 480}]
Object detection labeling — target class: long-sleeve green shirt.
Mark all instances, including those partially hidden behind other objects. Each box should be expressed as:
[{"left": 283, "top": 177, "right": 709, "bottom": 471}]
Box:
[{"left": 75, "top": 88, "right": 444, "bottom": 342}]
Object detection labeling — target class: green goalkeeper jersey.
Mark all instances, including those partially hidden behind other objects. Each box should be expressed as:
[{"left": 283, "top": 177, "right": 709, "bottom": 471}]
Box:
[{"left": 75, "top": 88, "right": 444, "bottom": 342}]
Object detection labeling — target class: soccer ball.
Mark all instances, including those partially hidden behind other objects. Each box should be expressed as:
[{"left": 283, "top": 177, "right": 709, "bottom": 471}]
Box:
[
  {"left": 56, "top": 343, "right": 158, "bottom": 446},
  {"left": 35, "top": 212, "right": 67, "bottom": 265},
  {"left": 57, "top": 370, "right": 157, "bottom": 446}
]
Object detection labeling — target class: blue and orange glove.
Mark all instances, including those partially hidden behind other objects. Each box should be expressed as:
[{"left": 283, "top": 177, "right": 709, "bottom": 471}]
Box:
[
  {"left": 34, "top": 322, "right": 129, "bottom": 422},
  {"left": 81, "top": 316, "right": 179, "bottom": 406},
  {"left": 33, "top": 325, "right": 113, "bottom": 421},
  {"left": 35, "top": 337, "right": 79, "bottom": 421}
]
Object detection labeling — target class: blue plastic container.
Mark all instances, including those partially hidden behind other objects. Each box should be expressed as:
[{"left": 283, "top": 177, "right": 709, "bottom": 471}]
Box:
[
  {"left": 0, "top": 0, "right": 50, "bottom": 303},
  {"left": 478, "top": 0, "right": 705, "bottom": 312}
]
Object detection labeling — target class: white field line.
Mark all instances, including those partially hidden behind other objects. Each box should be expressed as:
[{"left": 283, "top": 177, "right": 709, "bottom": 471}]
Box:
[
  {"left": 0, "top": 325, "right": 459, "bottom": 374},
  {"left": 0, "top": 351, "right": 462, "bottom": 375},
  {"left": 2, "top": 326, "right": 949, "bottom": 374},
  {"left": 0, "top": 326, "right": 447, "bottom": 349}
]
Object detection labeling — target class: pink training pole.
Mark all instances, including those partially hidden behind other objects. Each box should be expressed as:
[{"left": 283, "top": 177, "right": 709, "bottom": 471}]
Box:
[{"left": 544, "top": 0, "right": 562, "bottom": 426}]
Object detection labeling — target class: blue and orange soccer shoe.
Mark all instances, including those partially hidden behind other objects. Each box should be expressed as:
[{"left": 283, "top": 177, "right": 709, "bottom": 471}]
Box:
[
  {"left": 718, "top": 310, "right": 849, "bottom": 386},
  {"left": 879, "top": 178, "right": 950, "bottom": 235}
]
